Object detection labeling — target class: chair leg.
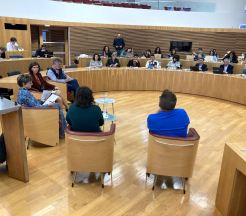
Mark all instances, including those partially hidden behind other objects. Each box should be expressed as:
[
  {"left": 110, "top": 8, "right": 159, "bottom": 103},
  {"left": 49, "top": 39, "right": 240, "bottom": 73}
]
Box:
[
  {"left": 182, "top": 177, "right": 186, "bottom": 194},
  {"left": 72, "top": 171, "right": 77, "bottom": 187},
  {"left": 100, "top": 172, "right": 104, "bottom": 188},
  {"left": 27, "top": 138, "right": 31, "bottom": 150},
  {"left": 152, "top": 175, "right": 158, "bottom": 190}
]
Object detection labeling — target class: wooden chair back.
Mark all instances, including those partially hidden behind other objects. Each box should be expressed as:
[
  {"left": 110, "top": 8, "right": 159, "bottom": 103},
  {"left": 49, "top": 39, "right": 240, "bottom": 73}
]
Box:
[
  {"left": 21, "top": 106, "right": 60, "bottom": 146},
  {"left": 65, "top": 124, "right": 116, "bottom": 172},
  {"left": 147, "top": 128, "right": 200, "bottom": 178}
]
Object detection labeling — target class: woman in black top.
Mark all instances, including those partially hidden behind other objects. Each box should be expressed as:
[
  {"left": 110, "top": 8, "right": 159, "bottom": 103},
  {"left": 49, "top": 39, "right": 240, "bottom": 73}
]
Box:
[
  {"left": 106, "top": 52, "right": 120, "bottom": 67},
  {"left": 223, "top": 51, "right": 238, "bottom": 63},
  {"left": 154, "top": 47, "right": 163, "bottom": 58},
  {"left": 0, "top": 47, "right": 6, "bottom": 59},
  {"left": 66, "top": 86, "right": 104, "bottom": 132}
]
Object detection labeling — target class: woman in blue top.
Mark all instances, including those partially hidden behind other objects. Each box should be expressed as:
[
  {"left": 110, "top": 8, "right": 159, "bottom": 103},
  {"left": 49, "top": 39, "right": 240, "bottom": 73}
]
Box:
[
  {"left": 209, "top": 50, "right": 217, "bottom": 62},
  {"left": 17, "top": 74, "right": 67, "bottom": 138}
]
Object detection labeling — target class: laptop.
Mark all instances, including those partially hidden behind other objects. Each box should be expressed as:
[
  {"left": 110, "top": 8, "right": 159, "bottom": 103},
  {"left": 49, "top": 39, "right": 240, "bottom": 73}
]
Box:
[
  {"left": 204, "top": 56, "right": 213, "bottom": 62},
  {"left": 45, "top": 52, "right": 53, "bottom": 58},
  {"left": 14, "top": 46, "right": 22, "bottom": 51},
  {"left": 154, "top": 54, "right": 162, "bottom": 60},
  {"left": 186, "top": 55, "right": 194, "bottom": 61},
  {"left": 190, "top": 66, "right": 199, "bottom": 71},
  {"left": 213, "top": 67, "right": 224, "bottom": 74}
]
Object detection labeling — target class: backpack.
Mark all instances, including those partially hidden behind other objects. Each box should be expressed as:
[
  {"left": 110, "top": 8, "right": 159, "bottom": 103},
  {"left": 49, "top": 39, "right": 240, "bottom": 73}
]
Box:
[{"left": 0, "top": 134, "right": 6, "bottom": 163}]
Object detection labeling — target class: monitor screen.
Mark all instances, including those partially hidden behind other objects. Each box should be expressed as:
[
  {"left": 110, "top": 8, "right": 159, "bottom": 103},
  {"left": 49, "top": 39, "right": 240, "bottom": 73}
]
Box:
[{"left": 170, "top": 41, "right": 192, "bottom": 52}]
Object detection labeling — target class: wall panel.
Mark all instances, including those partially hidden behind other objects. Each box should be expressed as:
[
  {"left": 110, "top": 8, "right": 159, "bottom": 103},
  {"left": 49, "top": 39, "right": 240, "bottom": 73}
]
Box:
[{"left": 70, "top": 27, "right": 246, "bottom": 64}]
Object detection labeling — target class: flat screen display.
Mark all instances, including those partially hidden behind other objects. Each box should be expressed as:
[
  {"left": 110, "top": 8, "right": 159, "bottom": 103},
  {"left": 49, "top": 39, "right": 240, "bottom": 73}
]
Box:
[{"left": 170, "top": 41, "right": 192, "bottom": 52}]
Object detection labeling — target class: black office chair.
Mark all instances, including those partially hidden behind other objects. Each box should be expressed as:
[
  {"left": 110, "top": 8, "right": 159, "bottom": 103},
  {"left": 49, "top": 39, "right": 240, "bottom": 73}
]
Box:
[
  {"left": 7, "top": 70, "right": 21, "bottom": 77},
  {"left": 9, "top": 55, "right": 23, "bottom": 58},
  {"left": 0, "top": 76, "right": 13, "bottom": 99},
  {"left": 65, "top": 65, "right": 78, "bottom": 68},
  {"left": 74, "top": 54, "right": 80, "bottom": 57},
  {"left": 40, "top": 68, "right": 43, "bottom": 71}
]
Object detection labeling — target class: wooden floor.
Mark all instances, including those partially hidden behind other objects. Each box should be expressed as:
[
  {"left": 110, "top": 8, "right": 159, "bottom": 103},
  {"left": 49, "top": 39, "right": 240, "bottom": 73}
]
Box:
[{"left": 1, "top": 91, "right": 246, "bottom": 216}]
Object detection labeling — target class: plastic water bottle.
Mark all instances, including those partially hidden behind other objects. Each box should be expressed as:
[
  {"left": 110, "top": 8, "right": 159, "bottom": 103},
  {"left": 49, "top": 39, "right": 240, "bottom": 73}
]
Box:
[
  {"left": 104, "top": 93, "right": 108, "bottom": 103},
  {"left": 159, "top": 62, "right": 161, "bottom": 69},
  {"left": 103, "top": 106, "right": 108, "bottom": 119},
  {"left": 101, "top": 94, "right": 104, "bottom": 103}
]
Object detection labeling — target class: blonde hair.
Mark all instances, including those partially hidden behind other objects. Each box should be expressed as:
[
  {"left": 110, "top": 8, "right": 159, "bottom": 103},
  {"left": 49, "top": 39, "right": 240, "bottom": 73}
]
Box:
[{"left": 112, "top": 52, "right": 117, "bottom": 57}]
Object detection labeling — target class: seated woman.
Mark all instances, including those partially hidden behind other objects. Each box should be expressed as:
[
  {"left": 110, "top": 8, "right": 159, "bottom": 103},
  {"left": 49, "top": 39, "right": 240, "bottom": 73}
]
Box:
[
  {"left": 106, "top": 52, "right": 120, "bottom": 67},
  {"left": 166, "top": 54, "right": 181, "bottom": 69},
  {"left": 154, "top": 47, "right": 163, "bottom": 58},
  {"left": 167, "top": 49, "right": 176, "bottom": 59},
  {"left": 208, "top": 50, "right": 217, "bottom": 62},
  {"left": 102, "top": 46, "right": 112, "bottom": 57},
  {"left": 141, "top": 49, "right": 151, "bottom": 58},
  {"left": 0, "top": 46, "right": 6, "bottom": 59},
  {"left": 66, "top": 86, "right": 104, "bottom": 132},
  {"left": 223, "top": 51, "right": 238, "bottom": 63},
  {"left": 89, "top": 53, "right": 103, "bottom": 68},
  {"left": 28, "top": 62, "right": 69, "bottom": 111},
  {"left": 17, "top": 74, "right": 67, "bottom": 138},
  {"left": 120, "top": 48, "right": 133, "bottom": 58}
]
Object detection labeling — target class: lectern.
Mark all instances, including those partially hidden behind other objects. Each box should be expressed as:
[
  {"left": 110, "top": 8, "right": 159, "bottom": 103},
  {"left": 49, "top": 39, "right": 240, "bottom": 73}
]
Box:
[
  {"left": 216, "top": 143, "right": 246, "bottom": 216},
  {"left": 0, "top": 98, "right": 29, "bottom": 182}
]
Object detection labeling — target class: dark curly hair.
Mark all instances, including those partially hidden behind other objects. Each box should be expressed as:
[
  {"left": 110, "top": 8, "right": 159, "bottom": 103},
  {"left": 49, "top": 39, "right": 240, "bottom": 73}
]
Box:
[
  {"left": 29, "top": 62, "right": 40, "bottom": 73},
  {"left": 93, "top": 53, "right": 101, "bottom": 61},
  {"left": 74, "top": 86, "right": 95, "bottom": 108},
  {"left": 154, "top": 47, "right": 162, "bottom": 54},
  {"left": 173, "top": 54, "right": 180, "bottom": 61}
]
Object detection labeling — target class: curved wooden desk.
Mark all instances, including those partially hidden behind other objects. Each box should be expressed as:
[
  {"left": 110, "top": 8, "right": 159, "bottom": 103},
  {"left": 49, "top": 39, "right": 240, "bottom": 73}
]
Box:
[
  {"left": 0, "top": 68, "right": 246, "bottom": 106},
  {"left": 77, "top": 57, "right": 245, "bottom": 74}
]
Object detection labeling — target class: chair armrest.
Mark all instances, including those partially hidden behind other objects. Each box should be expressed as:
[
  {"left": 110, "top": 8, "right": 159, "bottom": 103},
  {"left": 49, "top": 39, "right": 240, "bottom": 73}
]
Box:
[
  {"left": 66, "top": 123, "right": 116, "bottom": 136},
  {"left": 149, "top": 128, "right": 200, "bottom": 141}
]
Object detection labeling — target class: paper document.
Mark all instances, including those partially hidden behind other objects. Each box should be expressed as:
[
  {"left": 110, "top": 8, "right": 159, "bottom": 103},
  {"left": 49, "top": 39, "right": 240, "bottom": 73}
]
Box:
[
  {"left": 41, "top": 90, "right": 51, "bottom": 102},
  {"left": 43, "top": 94, "right": 59, "bottom": 105}
]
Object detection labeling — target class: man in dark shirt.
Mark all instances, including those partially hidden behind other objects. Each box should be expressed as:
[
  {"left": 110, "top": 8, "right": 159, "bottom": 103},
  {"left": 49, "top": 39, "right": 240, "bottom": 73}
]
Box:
[
  {"left": 113, "top": 34, "right": 125, "bottom": 57},
  {"left": 195, "top": 58, "right": 208, "bottom": 71},
  {"left": 0, "top": 47, "right": 6, "bottom": 59},
  {"left": 147, "top": 89, "right": 190, "bottom": 137},
  {"left": 127, "top": 54, "right": 141, "bottom": 67},
  {"left": 35, "top": 44, "right": 48, "bottom": 58}
]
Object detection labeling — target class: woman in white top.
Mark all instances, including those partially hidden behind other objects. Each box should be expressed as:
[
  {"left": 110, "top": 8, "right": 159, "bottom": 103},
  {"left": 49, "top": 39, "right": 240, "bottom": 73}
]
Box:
[
  {"left": 89, "top": 54, "right": 103, "bottom": 68},
  {"left": 166, "top": 55, "right": 181, "bottom": 68},
  {"left": 6, "top": 37, "right": 18, "bottom": 51}
]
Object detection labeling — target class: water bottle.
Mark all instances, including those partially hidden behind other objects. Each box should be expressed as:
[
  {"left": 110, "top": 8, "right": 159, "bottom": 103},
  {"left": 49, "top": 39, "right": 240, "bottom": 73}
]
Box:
[
  {"left": 101, "top": 94, "right": 104, "bottom": 103},
  {"left": 159, "top": 62, "right": 161, "bottom": 69},
  {"left": 103, "top": 105, "right": 108, "bottom": 119},
  {"left": 104, "top": 93, "right": 108, "bottom": 103}
]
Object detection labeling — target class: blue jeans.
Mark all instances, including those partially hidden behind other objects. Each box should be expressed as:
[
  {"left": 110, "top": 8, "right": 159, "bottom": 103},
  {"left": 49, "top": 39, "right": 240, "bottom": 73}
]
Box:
[
  {"left": 53, "top": 103, "right": 67, "bottom": 135},
  {"left": 67, "top": 79, "right": 79, "bottom": 98},
  {"left": 115, "top": 49, "right": 123, "bottom": 57}
]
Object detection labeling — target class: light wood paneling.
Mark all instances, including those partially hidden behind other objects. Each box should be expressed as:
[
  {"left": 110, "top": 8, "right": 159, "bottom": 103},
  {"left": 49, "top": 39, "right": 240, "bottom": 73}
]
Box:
[
  {"left": 0, "top": 17, "right": 31, "bottom": 57},
  {"left": 70, "top": 27, "right": 246, "bottom": 64}
]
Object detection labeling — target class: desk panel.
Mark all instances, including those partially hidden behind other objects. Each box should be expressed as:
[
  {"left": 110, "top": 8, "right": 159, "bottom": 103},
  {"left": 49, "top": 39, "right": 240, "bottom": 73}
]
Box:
[
  {"left": 0, "top": 58, "right": 55, "bottom": 77},
  {"left": 5, "top": 51, "right": 31, "bottom": 58},
  {"left": 1, "top": 68, "right": 246, "bottom": 106}
]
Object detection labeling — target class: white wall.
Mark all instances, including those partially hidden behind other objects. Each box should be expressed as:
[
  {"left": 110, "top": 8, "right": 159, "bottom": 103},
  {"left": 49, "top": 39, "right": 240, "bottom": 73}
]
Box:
[{"left": 1, "top": 0, "right": 246, "bottom": 28}]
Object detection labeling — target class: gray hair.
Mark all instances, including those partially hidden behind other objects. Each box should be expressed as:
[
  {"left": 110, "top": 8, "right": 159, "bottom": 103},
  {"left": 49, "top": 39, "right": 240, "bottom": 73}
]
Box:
[
  {"left": 224, "top": 58, "right": 229, "bottom": 62},
  {"left": 53, "top": 58, "right": 62, "bottom": 64},
  {"left": 17, "top": 74, "right": 32, "bottom": 87}
]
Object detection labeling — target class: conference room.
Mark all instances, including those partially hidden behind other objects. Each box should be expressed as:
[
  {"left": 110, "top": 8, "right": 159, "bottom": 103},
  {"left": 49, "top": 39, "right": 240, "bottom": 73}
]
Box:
[{"left": 0, "top": 0, "right": 246, "bottom": 215}]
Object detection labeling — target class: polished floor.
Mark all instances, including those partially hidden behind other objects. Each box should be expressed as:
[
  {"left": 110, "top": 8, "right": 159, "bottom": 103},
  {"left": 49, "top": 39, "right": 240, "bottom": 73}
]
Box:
[{"left": 1, "top": 91, "right": 246, "bottom": 216}]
